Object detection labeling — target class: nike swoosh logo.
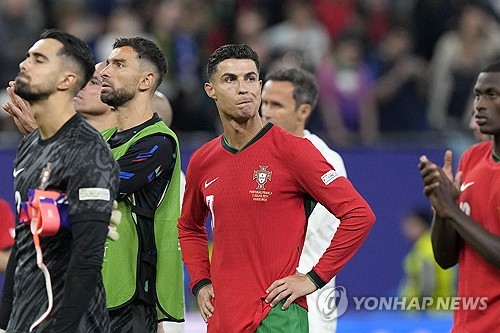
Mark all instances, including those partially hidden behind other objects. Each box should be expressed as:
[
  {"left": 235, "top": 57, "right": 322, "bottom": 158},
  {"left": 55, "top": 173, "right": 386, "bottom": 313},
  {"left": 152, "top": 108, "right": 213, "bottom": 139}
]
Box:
[
  {"left": 204, "top": 177, "right": 219, "bottom": 188},
  {"left": 460, "top": 181, "right": 475, "bottom": 192},
  {"left": 13, "top": 168, "right": 24, "bottom": 178}
]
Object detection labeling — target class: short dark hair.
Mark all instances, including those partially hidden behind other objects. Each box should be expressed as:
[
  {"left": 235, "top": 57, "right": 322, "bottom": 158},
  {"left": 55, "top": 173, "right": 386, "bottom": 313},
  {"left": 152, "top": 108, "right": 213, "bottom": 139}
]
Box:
[
  {"left": 206, "top": 44, "right": 260, "bottom": 81},
  {"left": 113, "top": 37, "right": 168, "bottom": 89},
  {"left": 40, "top": 28, "right": 95, "bottom": 91},
  {"left": 481, "top": 59, "right": 500, "bottom": 73},
  {"left": 265, "top": 67, "right": 319, "bottom": 109}
]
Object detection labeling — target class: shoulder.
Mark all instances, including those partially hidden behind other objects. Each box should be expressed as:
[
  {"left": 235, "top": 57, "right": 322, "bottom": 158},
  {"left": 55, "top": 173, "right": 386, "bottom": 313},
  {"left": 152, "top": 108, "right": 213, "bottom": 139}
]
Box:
[
  {"left": 461, "top": 140, "right": 491, "bottom": 160},
  {"left": 304, "top": 130, "right": 346, "bottom": 175},
  {"left": 459, "top": 141, "right": 492, "bottom": 169},
  {"left": 268, "top": 126, "right": 321, "bottom": 160},
  {"left": 190, "top": 136, "right": 223, "bottom": 163},
  {"left": 303, "top": 130, "right": 340, "bottom": 155}
]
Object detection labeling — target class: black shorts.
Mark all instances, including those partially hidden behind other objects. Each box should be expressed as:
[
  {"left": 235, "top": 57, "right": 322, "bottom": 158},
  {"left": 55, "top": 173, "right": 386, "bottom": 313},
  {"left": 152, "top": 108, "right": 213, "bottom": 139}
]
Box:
[{"left": 109, "top": 301, "right": 157, "bottom": 333}]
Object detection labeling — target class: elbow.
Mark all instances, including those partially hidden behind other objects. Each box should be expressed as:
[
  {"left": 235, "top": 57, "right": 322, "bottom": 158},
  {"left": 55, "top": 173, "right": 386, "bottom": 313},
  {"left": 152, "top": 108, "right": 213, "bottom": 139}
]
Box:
[
  {"left": 433, "top": 251, "right": 458, "bottom": 270},
  {"left": 366, "top": 206, "right": 376, "bottom": 228}
]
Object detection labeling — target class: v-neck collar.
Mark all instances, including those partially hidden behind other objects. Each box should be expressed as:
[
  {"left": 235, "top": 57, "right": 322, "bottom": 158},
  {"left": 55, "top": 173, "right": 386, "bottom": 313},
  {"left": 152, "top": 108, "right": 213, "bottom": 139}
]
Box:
[{"left": 221, "top": 122, "right": 273, "bottom": 154}]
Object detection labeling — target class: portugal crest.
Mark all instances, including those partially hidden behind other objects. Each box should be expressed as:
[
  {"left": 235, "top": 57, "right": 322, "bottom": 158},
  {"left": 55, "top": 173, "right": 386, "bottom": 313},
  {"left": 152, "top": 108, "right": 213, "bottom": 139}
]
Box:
[{"left": 253, "top": 165, "right": 272, "bottom": 190}]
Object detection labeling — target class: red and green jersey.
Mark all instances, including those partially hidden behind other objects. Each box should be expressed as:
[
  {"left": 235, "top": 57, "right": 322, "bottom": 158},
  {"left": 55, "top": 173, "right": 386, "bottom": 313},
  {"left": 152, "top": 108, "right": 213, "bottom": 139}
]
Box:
[
  {"left": 178, "top": 123, "right": 375, "bottom": 332},
  {"left": 454, "top": 140, "right": 500, "bottom": 332}
]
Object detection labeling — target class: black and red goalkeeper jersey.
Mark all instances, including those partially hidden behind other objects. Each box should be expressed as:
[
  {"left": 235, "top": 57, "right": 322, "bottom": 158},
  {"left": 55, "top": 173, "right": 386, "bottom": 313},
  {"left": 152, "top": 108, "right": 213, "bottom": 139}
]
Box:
[
  {"left": 178, "top": 123, "right": 375, "bottom": 332},
  {"left": 2, "top": 115, "right": 119, "bottom": 332}
]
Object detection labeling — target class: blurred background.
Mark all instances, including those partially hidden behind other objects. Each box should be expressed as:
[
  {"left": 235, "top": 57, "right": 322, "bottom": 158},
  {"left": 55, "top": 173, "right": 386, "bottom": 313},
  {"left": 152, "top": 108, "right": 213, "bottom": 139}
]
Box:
[{"left": 1, "top": 0, "right": 499, "bottom": 332}]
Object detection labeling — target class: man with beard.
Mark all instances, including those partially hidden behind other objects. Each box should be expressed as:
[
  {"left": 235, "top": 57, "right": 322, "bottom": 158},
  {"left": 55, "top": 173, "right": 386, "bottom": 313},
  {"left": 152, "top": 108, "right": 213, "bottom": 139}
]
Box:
[
  {"left": 3, "top": 62, "right": 116, "bottom": 134},
  {"left": 99, "top": 37, "right": 184, "bottom": 332},
  {"left": 0, "top": 29, "right": 119, "bottom": 332},
  {"left": 2, "top": 51, "right": 184, "bottom": 331}
]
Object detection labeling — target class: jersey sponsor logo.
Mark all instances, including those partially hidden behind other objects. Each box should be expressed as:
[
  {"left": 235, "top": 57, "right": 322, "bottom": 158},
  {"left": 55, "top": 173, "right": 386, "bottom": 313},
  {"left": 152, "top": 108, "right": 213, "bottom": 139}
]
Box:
[
  {"left": 13, "top": 168, "right": 24, "bottom": 178},
  {"left": 253, "top": 165, "right": 272, "bottom": 190},
  {"left": 460, "top": 181, "right": 474, "bottom": 192},
  {"left": 79, "top": 188, "right": 111, "bottom": 201},
  {"left": 204, "top": 177, "right": 219, "bottom": 188},
  {"left": 321, "top": 170, "right": 340, "bottom": 185}
]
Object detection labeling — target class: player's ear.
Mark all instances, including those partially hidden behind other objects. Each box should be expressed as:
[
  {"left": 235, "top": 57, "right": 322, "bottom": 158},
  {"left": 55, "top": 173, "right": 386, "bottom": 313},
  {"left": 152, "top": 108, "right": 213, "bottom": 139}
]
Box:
[
  {"left": 297, "top": 103, "right": 312, "bottom": 123},
  {"left": 139, "top": 72, "right": 156, "bottom": 91},
  {"left": 58, "top": 72, "right": 78, "bottom": 91},
  {"left": 205, "top": 82, "right": 216, "bottom": 101}
]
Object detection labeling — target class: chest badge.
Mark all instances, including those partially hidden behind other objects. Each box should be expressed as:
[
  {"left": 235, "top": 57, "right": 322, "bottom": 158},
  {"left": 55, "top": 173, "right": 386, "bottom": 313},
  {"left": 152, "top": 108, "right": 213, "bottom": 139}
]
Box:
[{"left": 253, "top": 165, "right": 272, "bottom": 190}]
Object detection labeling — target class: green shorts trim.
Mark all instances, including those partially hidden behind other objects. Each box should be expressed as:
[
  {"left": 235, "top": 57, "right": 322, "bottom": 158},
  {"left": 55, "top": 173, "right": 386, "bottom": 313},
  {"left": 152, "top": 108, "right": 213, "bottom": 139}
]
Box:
[{"left": 255, "top": 300, "right": 308, "bottom": 333}]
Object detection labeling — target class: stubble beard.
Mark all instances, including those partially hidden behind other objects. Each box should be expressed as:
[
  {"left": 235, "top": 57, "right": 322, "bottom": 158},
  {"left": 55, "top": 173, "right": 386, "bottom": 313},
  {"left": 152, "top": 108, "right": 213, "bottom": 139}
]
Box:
[
  {"left": 100, "top": 87, "right": 135, "bottom": 108},
  {"left": 14, "top": 77, "right": 51, "bottom": 103}
]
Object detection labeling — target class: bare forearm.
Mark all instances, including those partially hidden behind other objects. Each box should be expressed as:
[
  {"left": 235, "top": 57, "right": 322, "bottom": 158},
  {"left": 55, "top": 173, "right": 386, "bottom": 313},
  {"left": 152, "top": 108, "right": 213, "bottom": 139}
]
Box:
[
  {"left": 445, "top": 207, "right": 500, "bottom": 268},
  {"left": 431, "top": 214, "right": 460, "bottom": 269}
]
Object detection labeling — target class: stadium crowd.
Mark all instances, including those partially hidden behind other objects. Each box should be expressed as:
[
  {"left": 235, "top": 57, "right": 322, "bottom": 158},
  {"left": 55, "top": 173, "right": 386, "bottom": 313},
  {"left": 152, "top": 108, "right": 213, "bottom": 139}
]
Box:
[{"left": 1, "top": 0, "right": 500, "bottom": 150}]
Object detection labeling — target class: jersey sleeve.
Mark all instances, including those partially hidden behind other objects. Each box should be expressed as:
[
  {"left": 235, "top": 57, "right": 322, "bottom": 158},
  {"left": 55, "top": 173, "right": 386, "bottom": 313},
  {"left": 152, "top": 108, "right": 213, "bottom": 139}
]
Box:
[
  {"left": 289, "top": 139, "right": 376, "bottom": 287},
  {"left": 52, "top": 135, "right": 119, "bottom": 331},
  {"left": 177, "top": 150, "right": 212, "bottom": 294},
  {"left": 66, "top": 140, "right": 120, "bottom": 223},
  {"left": 115, "top": 134, "right": 175, "bottom": 197}
]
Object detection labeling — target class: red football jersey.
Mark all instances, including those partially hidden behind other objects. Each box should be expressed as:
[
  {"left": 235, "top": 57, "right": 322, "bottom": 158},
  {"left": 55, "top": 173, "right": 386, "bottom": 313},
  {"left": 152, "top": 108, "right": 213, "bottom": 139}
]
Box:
[
  {"left": 178, "top": 124, "right": 375, "bottom": 332},
  {"left": 0, "top": 199, "right": 14, "bottom": 250},
  {"left": 453, "top": 141, "right": 500, "bottom": 332}
]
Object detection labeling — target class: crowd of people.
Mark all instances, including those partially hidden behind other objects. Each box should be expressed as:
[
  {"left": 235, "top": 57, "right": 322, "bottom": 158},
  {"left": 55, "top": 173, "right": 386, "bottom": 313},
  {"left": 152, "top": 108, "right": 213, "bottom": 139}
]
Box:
[
  {"left": 1, "top": 0, "right": 500, "bottom": 149},
  {"left": 0, "top": 1, "right": 499, "bottom": 333}
]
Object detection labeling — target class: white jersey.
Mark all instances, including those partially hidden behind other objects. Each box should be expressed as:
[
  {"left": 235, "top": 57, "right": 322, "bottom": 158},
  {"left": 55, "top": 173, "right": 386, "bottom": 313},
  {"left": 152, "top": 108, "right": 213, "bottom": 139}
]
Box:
[
  {"left": 298, "top": 130, "right": 346, "bottom": 333},
  {"left": 297, "top": 130, "right": 347, "bottom": 273}
]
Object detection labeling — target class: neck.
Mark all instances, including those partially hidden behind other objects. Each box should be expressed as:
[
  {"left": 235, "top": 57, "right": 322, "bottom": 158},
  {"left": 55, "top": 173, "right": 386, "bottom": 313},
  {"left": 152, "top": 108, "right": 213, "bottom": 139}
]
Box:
[
  {"left": 222, "top": 116, "right": 267, "bottom": 150},
  {"left": 294, "top": 125, "right": 306, "bottom": 138},
  {"left": 32, "top": 95, "right": 76, "bottom": 140},
  {"left": 82, "top": 110, "right": 117, "bottom": 132},
  {"left": 114, "top": 98, "right": 154, "bottom": 131},
  {"left": 493, "top": 135, "right": 500, "bottom": 161}
]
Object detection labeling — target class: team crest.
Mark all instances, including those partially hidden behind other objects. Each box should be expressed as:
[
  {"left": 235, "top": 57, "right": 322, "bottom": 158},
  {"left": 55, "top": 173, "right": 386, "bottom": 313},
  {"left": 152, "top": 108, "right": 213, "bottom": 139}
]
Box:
[{"left": 253, "top": 165, "right": 272, "bottom": 190}]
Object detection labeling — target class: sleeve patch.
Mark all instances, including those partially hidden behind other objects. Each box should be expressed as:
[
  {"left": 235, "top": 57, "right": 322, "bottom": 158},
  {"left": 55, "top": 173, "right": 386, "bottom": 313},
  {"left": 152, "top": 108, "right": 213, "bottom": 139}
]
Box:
[
  {"left": 79, "top": 188, "right": 111, "bottom": 201},
  {"left": 321, "top": 170, "right": 340, "bottom": 185}
]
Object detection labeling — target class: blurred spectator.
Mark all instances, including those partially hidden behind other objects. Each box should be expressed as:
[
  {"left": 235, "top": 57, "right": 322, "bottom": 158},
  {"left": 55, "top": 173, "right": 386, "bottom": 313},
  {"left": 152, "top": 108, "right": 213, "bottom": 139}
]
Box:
[
  {"left": 412, "top": 0, "right": 458, "bottom": 61},
  {"left": 313, "top": 0, "right": 358, "bottom": 42},
  {"left": 316, "top": 32, "right": 378, "bottom": 147},
  {"left": 351, "top": 0, "right": 390, "bottom": 47},
  {"left": 370, "top": 26, "right": 429, "bottom": 135},
  {"left": 93, "top": 7, "right": 148, "bottom": 62},
  {"left": 427, "top": 2, "right": 500, "bottom": 135},
  {"left": 0, "top": 0, "right": 43, "bottom": 88},
  {"left": 399, "top": 207, "right": 456, "bottom": 309},
  {"left": 157, "top": 0, "right": 219, "bottom": 136},
  {"left": 263, "top": 0, "right": 330, "bottom": 71},
  {"left": 234, "top": 8, "right": 270, "bottom": 73}
]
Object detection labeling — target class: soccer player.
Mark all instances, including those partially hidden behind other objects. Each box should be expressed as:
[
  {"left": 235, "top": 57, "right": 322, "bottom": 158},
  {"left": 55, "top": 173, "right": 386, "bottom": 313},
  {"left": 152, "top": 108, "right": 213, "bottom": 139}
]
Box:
[
  {"left": 418, "top": 60, "right": 500, "bottom": 331},
  {"left": 0, "top": 29, "right": 119, "bottom": 332},
  {"left": 99, "top": 37, "right": 184, "bottom": 332},
  {"left": 261, "top": 66, "right": 346, "bottom": 332},
  {"left": 3, "top": 62, "right": 116, "bottom": 134},
  {"left": 178, "top": 44, "right": 376, "bottom": 332},
  {"left": 73, "top": 62, "right": 117, "bottom": 131},
  {"left": 3, "top": 50, "right": 183, "bottom": 332}
]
